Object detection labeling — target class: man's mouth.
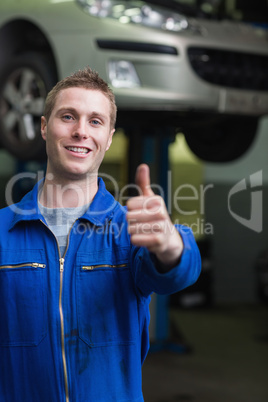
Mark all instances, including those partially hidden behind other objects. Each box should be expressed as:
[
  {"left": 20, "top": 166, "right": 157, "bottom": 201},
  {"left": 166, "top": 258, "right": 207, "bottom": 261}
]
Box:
[{"left": 66, "top": 146, "right": 90, "bottom": 154}]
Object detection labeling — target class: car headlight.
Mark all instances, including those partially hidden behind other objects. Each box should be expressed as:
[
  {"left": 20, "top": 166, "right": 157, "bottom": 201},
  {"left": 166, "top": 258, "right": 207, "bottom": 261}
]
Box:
[
  {"left": 76, "top": 0, "right": 192, "bottom": 32},
  {"left": 107, "top": 60, "right": 140, "bottom": 88}
]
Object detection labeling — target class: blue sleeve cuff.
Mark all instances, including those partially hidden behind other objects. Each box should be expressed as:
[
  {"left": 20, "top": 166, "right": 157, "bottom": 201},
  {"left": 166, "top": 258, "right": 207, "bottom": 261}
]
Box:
[{"left": 133, "top": 225, "right": 201, "bottom": 298}]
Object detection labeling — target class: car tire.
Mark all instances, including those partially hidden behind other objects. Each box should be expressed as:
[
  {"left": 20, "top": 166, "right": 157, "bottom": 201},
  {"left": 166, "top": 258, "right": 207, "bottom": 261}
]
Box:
[
  {"left": 184, "top": 115, "right": 259, "bottom": 162},
  {"left": 0, "top": 52, "right": 57, "bottom": 161}
]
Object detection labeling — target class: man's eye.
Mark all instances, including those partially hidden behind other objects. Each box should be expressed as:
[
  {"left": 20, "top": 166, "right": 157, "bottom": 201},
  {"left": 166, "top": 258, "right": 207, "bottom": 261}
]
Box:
[
  {"left": 62, "top": 115, "right": 73, "bottom": 121},
  {"left": 91, "top": 119, "right": 101, "bottom": 125}
]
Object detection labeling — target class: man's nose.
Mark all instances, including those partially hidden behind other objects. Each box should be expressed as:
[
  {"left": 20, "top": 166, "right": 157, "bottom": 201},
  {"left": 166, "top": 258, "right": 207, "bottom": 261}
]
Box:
[{"left": 72, "top": 119, "right": 89, "bottom": 139}]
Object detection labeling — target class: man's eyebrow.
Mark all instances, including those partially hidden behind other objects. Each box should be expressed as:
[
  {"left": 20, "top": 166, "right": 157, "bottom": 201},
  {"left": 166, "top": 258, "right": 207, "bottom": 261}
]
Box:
[
  {"left": 55, "top": 107, "right": 77, "bottom": 115},
  {"left": 89, "top": 111, "right": 108, "bottom": 122}
]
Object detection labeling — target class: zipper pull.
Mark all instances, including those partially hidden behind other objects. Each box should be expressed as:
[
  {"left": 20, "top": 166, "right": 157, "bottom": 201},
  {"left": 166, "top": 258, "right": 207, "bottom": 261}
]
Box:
[
  {"left": 32, "top": 263, "right": 46, "bottom": 268},
  {"left": 60, "top": 258, "right": 65, "bottom": 272},
  {"left": 82, "top": 266, "right": 94, "bottom": 271}
]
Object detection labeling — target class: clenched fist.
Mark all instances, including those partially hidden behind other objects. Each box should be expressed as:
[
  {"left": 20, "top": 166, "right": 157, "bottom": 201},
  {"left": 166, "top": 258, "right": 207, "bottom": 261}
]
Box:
[{"left": 126, "top": 164, "right": 184, "bottom": 271}]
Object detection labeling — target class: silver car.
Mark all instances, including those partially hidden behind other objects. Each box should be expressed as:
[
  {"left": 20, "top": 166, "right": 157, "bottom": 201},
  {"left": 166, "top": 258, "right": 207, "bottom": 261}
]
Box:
[{"left": 0, "top": 0, "right": 267, "bottom": 162}]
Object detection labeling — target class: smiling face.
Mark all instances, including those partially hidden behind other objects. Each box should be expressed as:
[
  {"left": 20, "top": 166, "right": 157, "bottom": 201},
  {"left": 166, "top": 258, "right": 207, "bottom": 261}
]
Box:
[{"left": 41, "top": 87, "right": 114, "bottom": 184}]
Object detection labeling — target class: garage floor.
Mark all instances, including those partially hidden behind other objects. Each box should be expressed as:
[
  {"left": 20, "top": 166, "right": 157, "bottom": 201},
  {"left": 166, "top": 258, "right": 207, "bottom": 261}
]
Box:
[{"left": 142, "top": 305, "right": 268, "bottom": 402}]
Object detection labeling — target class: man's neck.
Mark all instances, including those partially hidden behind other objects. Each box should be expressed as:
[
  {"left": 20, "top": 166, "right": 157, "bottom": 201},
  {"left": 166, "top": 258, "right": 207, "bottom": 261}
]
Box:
[{"left": 39, "top": 173, "right": 98, "bottom": 209}]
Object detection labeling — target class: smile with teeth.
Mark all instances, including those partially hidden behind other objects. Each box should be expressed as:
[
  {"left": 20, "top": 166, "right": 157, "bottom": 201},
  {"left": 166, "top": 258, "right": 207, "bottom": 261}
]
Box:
[{"left": 66, "top": 146, "right": 90, "bottom": 154}]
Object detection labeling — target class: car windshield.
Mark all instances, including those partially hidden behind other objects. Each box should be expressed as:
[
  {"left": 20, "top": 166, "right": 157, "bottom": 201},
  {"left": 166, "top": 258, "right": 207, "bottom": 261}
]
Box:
[{"left": 140, "top": 0, "right": 268, "bottom": 24}]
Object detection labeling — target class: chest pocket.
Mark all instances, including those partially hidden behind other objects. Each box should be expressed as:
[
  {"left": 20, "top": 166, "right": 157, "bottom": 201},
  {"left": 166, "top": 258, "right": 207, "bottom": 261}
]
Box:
[
  {"left": 76, "top": 249, "right": 139, "bottom": 347},
  {"left": 0, "top": 249, "right": 47, "bottom": 347}
]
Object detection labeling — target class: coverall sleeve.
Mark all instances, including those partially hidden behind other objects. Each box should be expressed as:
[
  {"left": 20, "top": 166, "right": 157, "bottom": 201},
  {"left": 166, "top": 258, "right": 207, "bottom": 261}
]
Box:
[{"left": 130, "top": 224, "right": 201, "bottom": 298}]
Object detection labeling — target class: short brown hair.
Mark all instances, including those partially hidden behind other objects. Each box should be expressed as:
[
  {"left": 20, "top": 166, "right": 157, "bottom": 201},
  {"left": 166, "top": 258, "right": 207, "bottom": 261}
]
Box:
[{"left": 43, "top": 67, "right": 117, "bottom": 129}]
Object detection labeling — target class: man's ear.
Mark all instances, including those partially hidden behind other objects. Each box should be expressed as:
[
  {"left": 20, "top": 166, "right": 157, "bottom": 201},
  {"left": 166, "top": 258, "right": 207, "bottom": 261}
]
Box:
[
  {"left": 41, "top": 116, "right": 47, "bottom": 141},
  {"left": 106, "top": 128, "right": 115, "bottom": 151}
]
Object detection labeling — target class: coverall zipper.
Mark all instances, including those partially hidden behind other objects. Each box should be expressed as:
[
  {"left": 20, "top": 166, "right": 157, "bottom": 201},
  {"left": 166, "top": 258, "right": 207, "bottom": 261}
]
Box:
[
  {"left": 82, "top": 263, "right": 127, "bottom": 270},
  {"left": 40, "top": 219, "right": 75, "bottom": 402},
  {"left": 0, "top": 263, "right": 46, "bottom": 269},
  {"left": 59, "top": 257, "right": 69, "bottom": 402}
]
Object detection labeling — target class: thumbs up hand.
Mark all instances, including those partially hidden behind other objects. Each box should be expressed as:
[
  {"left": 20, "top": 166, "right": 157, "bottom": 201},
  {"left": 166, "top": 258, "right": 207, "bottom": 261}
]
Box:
[{"left": 126, "top": 164, "right": 184, "bottom": 270}]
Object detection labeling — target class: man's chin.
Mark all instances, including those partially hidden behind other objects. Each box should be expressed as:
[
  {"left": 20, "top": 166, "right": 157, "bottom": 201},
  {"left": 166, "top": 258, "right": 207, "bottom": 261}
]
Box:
[{"left": 64, "top": 169, "right": 98, "bottom": 182}]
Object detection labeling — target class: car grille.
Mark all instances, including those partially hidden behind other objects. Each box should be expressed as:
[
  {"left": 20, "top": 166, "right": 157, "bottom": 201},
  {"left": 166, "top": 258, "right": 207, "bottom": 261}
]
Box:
[{"left": 188, "top": 47, "right": 268, "bottom": 91}]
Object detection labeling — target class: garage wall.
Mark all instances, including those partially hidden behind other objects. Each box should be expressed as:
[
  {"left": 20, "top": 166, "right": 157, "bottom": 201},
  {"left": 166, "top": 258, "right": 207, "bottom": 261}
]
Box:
[
  {"left": 204, "top": 116, "right": 268, "bottom": 303},
  {"left": 0, "top": 151, "right": 16, "bottom": 208}
]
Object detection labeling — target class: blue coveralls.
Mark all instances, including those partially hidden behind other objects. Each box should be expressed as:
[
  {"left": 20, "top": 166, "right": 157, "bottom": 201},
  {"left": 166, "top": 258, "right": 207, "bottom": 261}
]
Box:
[{"left": 0, "top": 178, "right": 201, "bottom": 402}]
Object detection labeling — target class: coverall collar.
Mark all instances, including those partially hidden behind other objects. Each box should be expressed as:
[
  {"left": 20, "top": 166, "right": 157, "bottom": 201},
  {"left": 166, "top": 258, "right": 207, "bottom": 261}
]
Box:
[{"left": 9, "top": 177, "right": 119, "bottom": 230}]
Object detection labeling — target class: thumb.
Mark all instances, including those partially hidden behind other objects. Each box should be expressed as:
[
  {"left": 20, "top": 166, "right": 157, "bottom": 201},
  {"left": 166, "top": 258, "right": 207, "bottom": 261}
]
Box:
[{"left": 135, "top": 164, "right": 154, "bottom": 196}]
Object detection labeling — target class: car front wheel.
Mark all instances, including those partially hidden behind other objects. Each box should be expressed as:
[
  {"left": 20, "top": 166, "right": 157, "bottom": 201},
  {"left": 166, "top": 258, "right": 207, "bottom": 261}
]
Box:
[{"left": 0, "top": 52, "right": 56, "bottom": 161}]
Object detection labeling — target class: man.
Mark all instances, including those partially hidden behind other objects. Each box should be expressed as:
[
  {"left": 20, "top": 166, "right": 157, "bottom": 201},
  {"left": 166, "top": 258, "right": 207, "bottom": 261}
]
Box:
[{"left": 0, "top": 67, "right": 201, "bottom": 401}]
